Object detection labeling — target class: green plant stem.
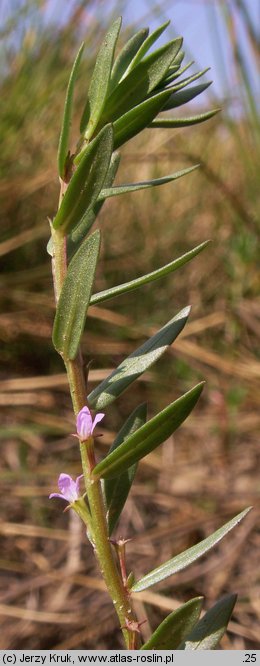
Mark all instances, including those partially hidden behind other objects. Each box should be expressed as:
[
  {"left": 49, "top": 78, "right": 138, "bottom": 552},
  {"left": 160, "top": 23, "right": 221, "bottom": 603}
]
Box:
[{"left": 51, "top": 217, "right": 137, "bottom": 649}]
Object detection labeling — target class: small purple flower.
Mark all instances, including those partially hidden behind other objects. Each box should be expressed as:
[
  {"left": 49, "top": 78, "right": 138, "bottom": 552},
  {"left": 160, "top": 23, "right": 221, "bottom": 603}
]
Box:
[
  {"left": 49, "top": 473, "right": 83, "bottom": 504},
  {"left": 76, "top": 405, "right": 104, "bottom": 440}
]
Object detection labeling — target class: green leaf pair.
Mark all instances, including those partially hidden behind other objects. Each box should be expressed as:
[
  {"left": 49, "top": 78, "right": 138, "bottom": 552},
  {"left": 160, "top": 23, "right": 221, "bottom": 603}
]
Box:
[
  {"left": 141, "top": 597, "right": 203, "bottom": 649},
  {"left": 53, "top": 125, "right": 113, "bottom": 235},
  {"left": 179, "top": 594, "right": 237, "bottom": 649},
  {"left": 141, "top": 594, "right": 237, "bottom": 650},
  {"left": 67, "top": 152, "right": 121, "bottom": 259}
]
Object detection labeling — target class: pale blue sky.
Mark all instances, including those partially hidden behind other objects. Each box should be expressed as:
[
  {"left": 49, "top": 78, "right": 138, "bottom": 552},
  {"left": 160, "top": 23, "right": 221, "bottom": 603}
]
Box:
[
  {"left": 1, "top": 0, "right": 258, "bottom": 114},
  {"left": 80, "top": 0, "right": 258, "bottom": 114},
  {"left": 118, "top": 0, "right": 259, "bottom": 113}
]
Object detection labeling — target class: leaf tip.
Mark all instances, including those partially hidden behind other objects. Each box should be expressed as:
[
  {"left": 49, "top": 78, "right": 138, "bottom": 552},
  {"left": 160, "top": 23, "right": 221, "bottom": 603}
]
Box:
[
  {"left": 113, "top": 15, "right": 123, "bottom": 31},
  {"left": 243, "top": 505, "right": 253, "bottom": 516},
  {"left": 178, "top": 304, "right": 192, "bottom": 320}
]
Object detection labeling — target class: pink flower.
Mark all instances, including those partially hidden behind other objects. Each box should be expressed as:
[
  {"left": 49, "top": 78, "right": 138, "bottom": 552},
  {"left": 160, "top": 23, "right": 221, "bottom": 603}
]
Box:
[
  {"left": 49, "top": 473, "right": 83, "bottom": 504},
  {"left": 76, "top": 405, "right": 104, "bottom": 440}
]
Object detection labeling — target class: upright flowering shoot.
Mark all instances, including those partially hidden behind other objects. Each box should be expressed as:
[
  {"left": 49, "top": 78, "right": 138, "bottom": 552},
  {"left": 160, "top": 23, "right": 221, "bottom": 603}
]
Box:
[{"left": 48, "top": 16, "right": 251, "bottom": 649}]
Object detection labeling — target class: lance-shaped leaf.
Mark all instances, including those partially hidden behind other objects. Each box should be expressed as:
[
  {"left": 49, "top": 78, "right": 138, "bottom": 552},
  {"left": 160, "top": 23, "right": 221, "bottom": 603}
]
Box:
[
  {"left": 110, "top": 27, "right": 149, "bottom": 90},
  {"left": 52, "top": 230, "right": 100, "bottom": 359},
  {"left": 167, "top": 49, "right": 185, "bottom": 71},
  {"left": 113, "top": 88, "right": 171, "bottom": 149},
  {"left": 154, "top": 54, "right": 187, "bottom": 92},
  {"left": 126, "top": 21, "right": 170, "bottom": 73},
  {"left": 80, "top": 17, "right": 122, "bottom": 138},
  {"left": 68, "top": 152, "right": 120, "bottom": 259},
  {"left": 101, "top": 38, "right": 183, "bottom": 125},
  {"left": 178, "top": 594, "right": 237, "bottom": 650},
  {"left": 104, "top": 404, "right": 147, "bottom": 535},
  {"left": 90, "top": 241, "right": 210, "bottom": 306},
  {"left": 141, "top": 597, "right": 203, "bottom": 650},
  {"left": 53, "top": 125, "right": 113, "bottom": 234},
  {"left": 132, "top": 507, "right": 252, "bottom": 592},
  {"left": 93, "top": 382, "right": 204, "bottom": 479},
  {"left": 162, "top": 69, "right": 210, "bottom": 111},
  {"left": 161, "top": 60, "right": 193, "bottom": 87},
  {"left": 151, "top": 109, "right": 220, "bottom": 129},
  {"left": 168, "top": 66, "right": 210, "bottom": 91},
  {"left": 98, "top": 165, "right": 198, "bottom": 201},
  {"left": 88, "top": 306, "right": 191, "bottom": 410},
  {"left": 161, "top": 81, "right": 212, "bottom": 110},
  {"left": 58, "top": 42, "right": 84, "bottom": 179}
]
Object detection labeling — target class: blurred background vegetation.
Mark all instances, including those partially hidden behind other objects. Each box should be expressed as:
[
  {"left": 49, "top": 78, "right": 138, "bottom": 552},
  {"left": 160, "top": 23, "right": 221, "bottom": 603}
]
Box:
[{"left": 0, "top": 0, "right": 259, "bottom": 650}]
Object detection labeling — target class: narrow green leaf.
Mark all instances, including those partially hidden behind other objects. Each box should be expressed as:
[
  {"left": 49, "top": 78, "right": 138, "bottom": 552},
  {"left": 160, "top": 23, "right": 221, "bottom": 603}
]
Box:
[
  {"left": 132, "top": 507, "right": 252, "bottom": 592},
  {"left": 113, "top": 89, "right": 171, "bottom": 149},
  {"left": 90, "top": 241, "right": 210, "bottom": 306},
  {"left": 169, "top": 49, "right": 185, "bottom": 69},
  {"left": 161, "top": 81, "right": 212, "bottom": 110},
  {"left": 52, "top": 230, "right": 100, "bottom": 360},
  {"left": 162, "top": 69, "right": 210, "bottom": 111},
  {"left": 53, "top": 125, "right": 113, "bottom": 234},
  {"left": 58, "top": 42, "right": 84, "bottom": 179},
  {"left": 104, "top": 404, "right": 147, "bottom": 535},
  {"left": 155, "top": 53, "right": 186, "bottom": 91},
  {"left": 93, "top": 382, "right": 204, "bottom": 479},
  {"left": 101, "top": 38, "right": 183, "bottom": 125},
  {"left": 68, "top": 152, "right": 120, "bottom": 259},
  {"left": 126, "top": 21, "right": 171, "bottom": 73},
  {"left": 141, "top": 597, "right": 203, "bottom": 650},
  {"left": 178, "top": 594, "right": 237, "bottom": 649},
  {"left": 80, "top": 17, "right": 122, "bottom": 138},
  {"left": 110, "top": 27, "right": 149, "bottom": 90},
  {"left": 88, "top": 306, "right": 191, "bottom": 410},
  {"left": 174, "top": 67, "right": 210, "bottom": 89},
  {"left": 151, "top": 109, "right": 220, "bottom": 129},
  {"left": 98, "top": 166, "right": 198, "bottom": 201},
  {"left": 162, "top": 60, "right": 193, "bottom": 87}
]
